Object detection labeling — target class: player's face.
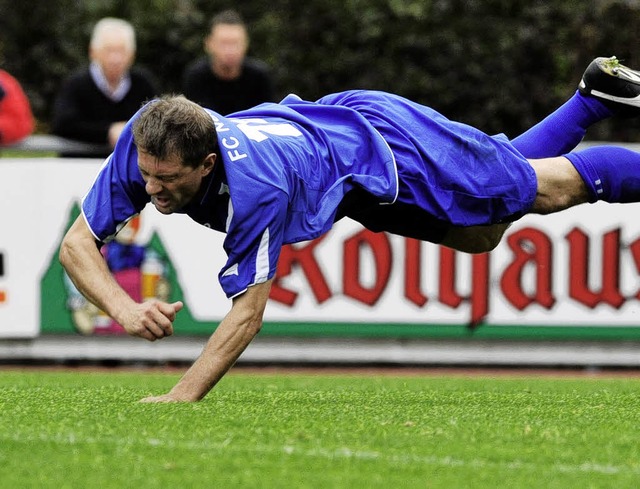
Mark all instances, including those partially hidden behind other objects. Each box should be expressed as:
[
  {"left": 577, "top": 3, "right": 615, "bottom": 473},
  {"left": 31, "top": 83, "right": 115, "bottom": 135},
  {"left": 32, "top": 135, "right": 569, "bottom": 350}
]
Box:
[{"left": 138, "top": 151, "right": 215, "bottom": 215}]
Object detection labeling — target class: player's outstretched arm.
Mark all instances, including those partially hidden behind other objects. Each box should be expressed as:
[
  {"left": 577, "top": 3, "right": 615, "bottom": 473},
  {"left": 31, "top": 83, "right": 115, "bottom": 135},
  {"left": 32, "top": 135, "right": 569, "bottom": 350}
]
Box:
[
  {"left": 59, "top": 215, "right": 182, "bottom": 341},
  {"left": 140, "top": 279, "right": 274, "bottom": 403}
]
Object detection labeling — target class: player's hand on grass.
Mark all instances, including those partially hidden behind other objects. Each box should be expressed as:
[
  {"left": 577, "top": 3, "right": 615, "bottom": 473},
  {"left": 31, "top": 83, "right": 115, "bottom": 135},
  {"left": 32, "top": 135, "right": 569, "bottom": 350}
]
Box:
[
  {"left": 121, "top": 300, "right": 184, "bottom": 341},
  {"left": 139, "top": 393, "right": 190, "bottom": 403}
]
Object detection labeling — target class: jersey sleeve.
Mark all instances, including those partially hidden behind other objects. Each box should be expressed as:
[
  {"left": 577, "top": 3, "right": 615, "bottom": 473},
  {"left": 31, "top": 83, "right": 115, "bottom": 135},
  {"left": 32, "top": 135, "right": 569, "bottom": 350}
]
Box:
[
  {"left": 218, "top": 186, "right": 288, "bottom": 298},
  {"left": 81, "top": 122, "right": 149, "bottom": 243}
]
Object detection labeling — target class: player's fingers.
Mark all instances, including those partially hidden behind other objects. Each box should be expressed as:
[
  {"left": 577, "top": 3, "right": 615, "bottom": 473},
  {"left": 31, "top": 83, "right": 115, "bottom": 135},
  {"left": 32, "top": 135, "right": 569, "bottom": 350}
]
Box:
[
  {"left": 129, "top": 324, "right": 158, "bottom": 342},
  {"left": 125, "top": 303, "right": 171, "bottom": 341},
  {"left": 146, "top": 320, "right": 168, "bottom": 339},
  {"left": 148, "top": 308, "right": 174, "bottom": 337},
  {"left": 138, "top": 301, "right": 173, "bottom": 337},
  {"left": 158, "top": 301, "right": 182, "bottom": 327}
]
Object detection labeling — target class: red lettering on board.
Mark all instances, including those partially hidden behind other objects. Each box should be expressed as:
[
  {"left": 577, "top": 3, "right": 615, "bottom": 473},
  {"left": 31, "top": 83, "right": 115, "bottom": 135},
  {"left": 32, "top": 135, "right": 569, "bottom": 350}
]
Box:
[
  {"left": 267, "top": 224, "right": 640, "bottom": 324},
  {"left": 500, "top": 227, "right": 556, "bottom": 311},
  {"left": 566, "top": 228, "right": 625, "bottom": 308},
  {"left": 343, "top": 230, "right": 392, "bottom": 305},
  {"left": 439, "top": 248, "right": 490, "bottom": 326},
  {"left": 270, "top": 235, "right": 332, "bottom": 305},
  {"left": 404, "top": 238, "right": 428, "bottom": 307},
  {"left": 628, "top": 237, "right": 640, "bottom": 301}
]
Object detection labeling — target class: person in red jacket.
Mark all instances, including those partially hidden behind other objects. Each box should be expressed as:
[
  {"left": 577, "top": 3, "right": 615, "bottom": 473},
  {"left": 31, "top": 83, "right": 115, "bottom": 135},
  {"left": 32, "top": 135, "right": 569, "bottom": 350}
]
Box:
[{"left": 0, "top": 69, "right": 34, "bottom": 145}]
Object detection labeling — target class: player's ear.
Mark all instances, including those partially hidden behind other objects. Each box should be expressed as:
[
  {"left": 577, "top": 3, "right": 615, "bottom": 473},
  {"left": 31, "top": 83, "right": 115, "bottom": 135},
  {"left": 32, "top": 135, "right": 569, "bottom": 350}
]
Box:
[{"left": 201, "top": 153, "right": 216, "bottom": 175}]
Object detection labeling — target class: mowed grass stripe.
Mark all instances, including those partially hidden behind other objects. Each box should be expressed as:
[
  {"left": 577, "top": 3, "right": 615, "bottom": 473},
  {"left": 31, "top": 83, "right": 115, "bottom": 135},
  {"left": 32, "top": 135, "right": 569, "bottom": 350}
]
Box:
[
  {"left": 1, "top": 430, "right": 638, "bottom": 476},
  {"left": 1, "top": 370, "right": 640, "bottom": 488}
]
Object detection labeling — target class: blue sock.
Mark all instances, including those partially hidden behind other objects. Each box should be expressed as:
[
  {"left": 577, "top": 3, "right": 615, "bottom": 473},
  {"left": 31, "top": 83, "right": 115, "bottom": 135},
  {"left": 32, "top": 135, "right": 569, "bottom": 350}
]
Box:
[
  {"left": 511, "top": 91, "right": 614, "bottom": 159},
  {"left": 565, "top": 146, "right": 640, "bottom": 203}
]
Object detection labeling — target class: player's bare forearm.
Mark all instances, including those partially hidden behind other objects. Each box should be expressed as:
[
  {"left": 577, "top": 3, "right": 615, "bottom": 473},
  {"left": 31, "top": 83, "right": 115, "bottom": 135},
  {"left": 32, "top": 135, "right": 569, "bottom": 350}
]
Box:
[
  {"left": 59, "top": 215, "right": 182, "bottom": 341},
  {"left": 60, "top": 216, "right": 137, "bottom": 318},
  {"left": 141, "top": 279, "right": 273, "bottom": 403},
  {"left": 159, "top": 313, "right": 260, "bottom": 401}
]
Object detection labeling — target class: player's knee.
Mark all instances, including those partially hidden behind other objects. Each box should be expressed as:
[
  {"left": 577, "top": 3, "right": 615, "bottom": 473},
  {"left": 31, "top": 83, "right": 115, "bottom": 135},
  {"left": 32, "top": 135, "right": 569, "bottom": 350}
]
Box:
[
  {"left": 440, "top": 224, "right": 508, "bottom": 253},
  {"left": 529, "top": 157, "right": 590, "bottom": 214},
  {"left": 461, "top": 234, "right": 502, "bottom": 253},
  {"left": 531, "top": 193, "right": 574, "bottom": 214}
]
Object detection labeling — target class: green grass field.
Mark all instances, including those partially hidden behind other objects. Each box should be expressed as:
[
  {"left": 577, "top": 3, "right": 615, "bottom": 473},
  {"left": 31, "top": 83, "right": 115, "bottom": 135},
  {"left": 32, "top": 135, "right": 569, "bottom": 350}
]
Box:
[{"left": 1, "top": 368, "right": 639, "bottom": 488}]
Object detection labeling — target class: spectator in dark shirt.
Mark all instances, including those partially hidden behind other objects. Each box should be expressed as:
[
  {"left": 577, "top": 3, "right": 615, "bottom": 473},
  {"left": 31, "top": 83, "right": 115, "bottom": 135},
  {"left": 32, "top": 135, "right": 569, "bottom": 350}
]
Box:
[
  {"left": 182, "top": 9, "right": 274, "bottom": 114},
  {"left": 52, "top": 17, "right": 158, "bottom": 157}
]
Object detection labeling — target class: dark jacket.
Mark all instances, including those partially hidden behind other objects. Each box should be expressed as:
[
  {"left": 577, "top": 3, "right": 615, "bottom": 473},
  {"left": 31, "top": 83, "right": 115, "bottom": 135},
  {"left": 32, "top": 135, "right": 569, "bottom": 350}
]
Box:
[
  {"left": 52, "top": 66, "right": 158, "bottom": 152},
  {"left": 182, "top": 57, "right": 274, "bottom": 115}
]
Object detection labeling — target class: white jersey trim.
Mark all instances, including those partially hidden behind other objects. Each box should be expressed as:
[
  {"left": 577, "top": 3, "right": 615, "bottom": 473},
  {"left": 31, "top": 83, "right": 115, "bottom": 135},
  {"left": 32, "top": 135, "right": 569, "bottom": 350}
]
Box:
[
  {"left": 254, "top": 227, "right": 270, "bottom": 283},
  {"left": 370, "top": 126, "right": 399, "bottom": 205}
]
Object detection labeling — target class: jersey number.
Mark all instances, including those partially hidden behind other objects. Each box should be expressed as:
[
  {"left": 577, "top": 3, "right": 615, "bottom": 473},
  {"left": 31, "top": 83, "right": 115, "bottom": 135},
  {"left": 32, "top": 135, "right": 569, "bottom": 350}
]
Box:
[{"left": 231, "top": 118, "right": 303, "bottom": 143}]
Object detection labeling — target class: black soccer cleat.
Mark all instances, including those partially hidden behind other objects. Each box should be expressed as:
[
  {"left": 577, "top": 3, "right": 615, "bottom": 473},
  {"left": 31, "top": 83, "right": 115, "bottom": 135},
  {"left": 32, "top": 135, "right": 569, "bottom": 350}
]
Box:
[{"left": 579, "top": 56, "right": 640, "bottom": 115}]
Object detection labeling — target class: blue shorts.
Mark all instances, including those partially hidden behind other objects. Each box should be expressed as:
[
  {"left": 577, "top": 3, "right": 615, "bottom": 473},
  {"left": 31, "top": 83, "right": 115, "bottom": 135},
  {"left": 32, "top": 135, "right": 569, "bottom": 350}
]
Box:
[{"left": 320, "top": 91, "right": 538, "bottom": 243}]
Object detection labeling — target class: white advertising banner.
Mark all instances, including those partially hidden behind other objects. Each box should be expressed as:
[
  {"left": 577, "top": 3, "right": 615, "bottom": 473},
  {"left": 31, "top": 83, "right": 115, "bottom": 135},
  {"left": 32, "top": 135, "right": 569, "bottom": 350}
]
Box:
[{"left": 1, "top": 158, "right": 640, "bottom": 338}]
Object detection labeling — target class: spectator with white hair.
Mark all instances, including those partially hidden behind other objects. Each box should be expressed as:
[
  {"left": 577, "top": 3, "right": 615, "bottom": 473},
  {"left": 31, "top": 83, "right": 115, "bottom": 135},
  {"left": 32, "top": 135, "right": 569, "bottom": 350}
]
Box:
[{"left": 52, "top": 17, "right": 158, "bottom": 157}]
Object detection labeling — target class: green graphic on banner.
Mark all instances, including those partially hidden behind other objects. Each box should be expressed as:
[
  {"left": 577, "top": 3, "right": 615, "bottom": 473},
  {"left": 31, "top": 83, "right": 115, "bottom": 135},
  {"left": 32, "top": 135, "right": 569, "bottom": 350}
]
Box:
[{"left": 40, "top": 203, "right": 217, "bottom": 335}]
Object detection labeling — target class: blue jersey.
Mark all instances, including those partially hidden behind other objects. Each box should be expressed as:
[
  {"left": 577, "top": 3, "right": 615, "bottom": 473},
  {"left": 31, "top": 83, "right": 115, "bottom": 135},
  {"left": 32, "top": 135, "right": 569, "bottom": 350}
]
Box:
[
  {"left": 316, "top": 91, "right": 536, "bottom": 231},
  {"left": 82, "top": 90, "right": 536, "bottom": 299}
]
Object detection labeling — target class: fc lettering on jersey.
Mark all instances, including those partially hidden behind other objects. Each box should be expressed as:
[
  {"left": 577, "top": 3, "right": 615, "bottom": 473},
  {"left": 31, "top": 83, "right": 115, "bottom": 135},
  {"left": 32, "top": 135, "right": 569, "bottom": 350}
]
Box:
[{"left": 221, "top": 136, "right": 247, "bottom": 162}]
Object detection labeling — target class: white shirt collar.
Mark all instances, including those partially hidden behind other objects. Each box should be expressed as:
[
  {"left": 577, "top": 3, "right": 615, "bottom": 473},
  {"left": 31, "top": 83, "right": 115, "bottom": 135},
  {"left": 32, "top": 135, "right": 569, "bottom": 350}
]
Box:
[{"left": 89, "top": 61, "right": 131, "bottom": 102}]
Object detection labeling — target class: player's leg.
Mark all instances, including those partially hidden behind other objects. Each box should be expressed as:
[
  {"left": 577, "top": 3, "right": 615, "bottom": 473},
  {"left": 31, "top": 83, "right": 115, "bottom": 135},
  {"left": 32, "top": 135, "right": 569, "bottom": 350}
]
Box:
[
  {"left": 423, "top": 58, "right": 640, "bottom": 254},
  {"left": 529, "top": 146, "right": 640, "bottom": 215},
  {"left": 440, "top": 223, "right": 512, "bottom": 254},
  {"left": 512, "top": 56, "right": 640, "bottom": 159},
  {"left": 441, "top": 144, "right": 640, "bottom": 253},
  {"left": 527, "top": 156, "right": 590, "bottom": 213},
  {"left": 511, "top": 91, "right": 612, "bottom": 159}
]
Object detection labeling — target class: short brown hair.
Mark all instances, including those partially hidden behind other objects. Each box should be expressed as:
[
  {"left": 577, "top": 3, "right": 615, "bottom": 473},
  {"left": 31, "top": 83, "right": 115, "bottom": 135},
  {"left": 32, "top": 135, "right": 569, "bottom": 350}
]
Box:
[
  {"left": 210, "top": 9, "right": 245, "bottom": 31},
  {"left": 132, "top": 95, "right": 218, "bottom": 167}
]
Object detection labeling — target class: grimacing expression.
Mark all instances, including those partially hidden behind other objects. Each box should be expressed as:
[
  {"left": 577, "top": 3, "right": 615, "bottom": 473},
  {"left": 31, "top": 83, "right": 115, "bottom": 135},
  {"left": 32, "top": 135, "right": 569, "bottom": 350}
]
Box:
[{"left": 137, "top": 151, "right": 215, "bottom": 214}]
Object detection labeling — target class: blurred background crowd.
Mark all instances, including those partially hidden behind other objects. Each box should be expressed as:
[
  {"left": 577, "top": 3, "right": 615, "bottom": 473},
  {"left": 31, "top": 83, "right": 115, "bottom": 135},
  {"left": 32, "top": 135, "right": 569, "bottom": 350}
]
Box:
[{"left": 1, "top": 0, "right": 640, "bottom": 149}]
